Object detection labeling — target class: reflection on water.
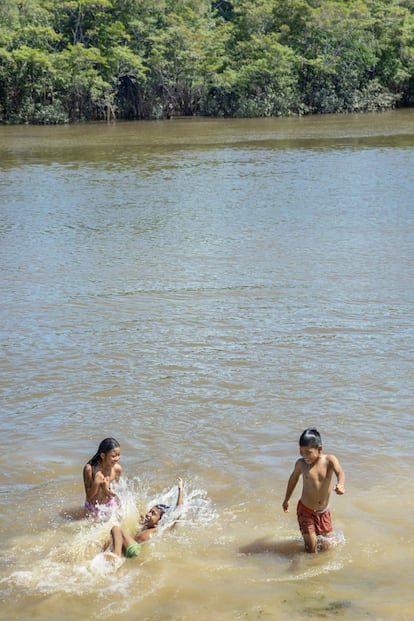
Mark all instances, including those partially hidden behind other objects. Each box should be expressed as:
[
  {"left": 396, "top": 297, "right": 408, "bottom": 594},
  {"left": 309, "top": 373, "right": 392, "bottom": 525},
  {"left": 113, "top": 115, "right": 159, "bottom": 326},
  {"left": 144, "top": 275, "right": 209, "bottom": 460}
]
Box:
[{"left": 1, "top": 111, "right": 414, "bottom": 620}]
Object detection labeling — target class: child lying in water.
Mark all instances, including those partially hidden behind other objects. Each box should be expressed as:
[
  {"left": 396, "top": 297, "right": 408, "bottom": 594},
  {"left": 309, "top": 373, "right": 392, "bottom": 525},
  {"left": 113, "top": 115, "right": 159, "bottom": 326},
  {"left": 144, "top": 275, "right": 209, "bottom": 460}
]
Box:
[{"left": 108, "top": 477, "right": 184, "bottom": 559}]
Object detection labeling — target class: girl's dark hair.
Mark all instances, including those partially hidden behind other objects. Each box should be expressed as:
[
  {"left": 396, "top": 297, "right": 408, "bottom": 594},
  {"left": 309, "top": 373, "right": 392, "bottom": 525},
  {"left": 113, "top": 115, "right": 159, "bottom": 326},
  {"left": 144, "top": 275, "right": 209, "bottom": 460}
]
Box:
[
  {"left": 88, "top": 438, "right": 120, "bottom": 466},
  {"left": 299, "top": 428, "right": 322, "bottom": 448}
]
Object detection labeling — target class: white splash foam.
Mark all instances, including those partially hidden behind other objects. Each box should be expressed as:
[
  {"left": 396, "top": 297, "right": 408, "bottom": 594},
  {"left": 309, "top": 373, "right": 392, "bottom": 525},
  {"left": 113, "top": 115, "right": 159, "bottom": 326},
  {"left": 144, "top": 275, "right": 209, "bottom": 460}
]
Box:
[{"left": 2, "top": 476, "right": 215, "bottom": 597}]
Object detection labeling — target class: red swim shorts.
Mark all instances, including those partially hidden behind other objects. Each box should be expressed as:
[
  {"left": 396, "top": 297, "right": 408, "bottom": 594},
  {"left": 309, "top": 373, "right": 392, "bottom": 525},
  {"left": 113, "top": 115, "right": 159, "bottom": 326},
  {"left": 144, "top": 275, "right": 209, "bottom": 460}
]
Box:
[{"left": 297, "top": 499, "right": 332, "bottom": 535}]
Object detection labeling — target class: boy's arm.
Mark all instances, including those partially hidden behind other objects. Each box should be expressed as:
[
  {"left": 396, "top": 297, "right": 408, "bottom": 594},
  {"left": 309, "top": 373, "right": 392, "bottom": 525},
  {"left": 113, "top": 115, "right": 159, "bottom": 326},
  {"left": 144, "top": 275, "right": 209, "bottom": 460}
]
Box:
[
  {"left": 175, "top": 477, "right": 184, "bottom": 507},
  {"left": 331, "top": 455, "right": 345, "bottom": 494},
  {"left": 282, "top": 460, "right": 301, "bottom": 512}
]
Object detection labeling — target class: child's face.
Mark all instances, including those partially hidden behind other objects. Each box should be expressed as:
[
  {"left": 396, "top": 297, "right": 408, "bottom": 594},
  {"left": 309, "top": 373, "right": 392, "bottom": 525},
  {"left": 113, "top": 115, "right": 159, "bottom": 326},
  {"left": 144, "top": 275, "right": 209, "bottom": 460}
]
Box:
[
  {"left": 101, "top": 447, "right": 121, "bottom": 467},
  {"left": 143, "top": 506, "right": 162, "bottom": 528},
  {"left": 299, "top": 445, "right": 322, "bottom": 465}
]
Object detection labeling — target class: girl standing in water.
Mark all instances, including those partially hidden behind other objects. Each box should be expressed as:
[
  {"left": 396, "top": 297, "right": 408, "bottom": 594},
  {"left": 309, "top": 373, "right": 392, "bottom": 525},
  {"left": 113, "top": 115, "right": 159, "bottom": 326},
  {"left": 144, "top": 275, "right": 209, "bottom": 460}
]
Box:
[{"left": 83, "top": 438, "right": 122, "bottom": 519}]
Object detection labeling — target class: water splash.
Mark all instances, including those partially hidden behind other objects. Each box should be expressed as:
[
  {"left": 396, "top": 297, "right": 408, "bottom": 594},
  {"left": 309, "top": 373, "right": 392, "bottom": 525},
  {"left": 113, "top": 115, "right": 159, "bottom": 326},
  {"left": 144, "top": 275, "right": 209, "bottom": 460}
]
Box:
[
  {"left": 317, "top": 528, "right": 346, "bottom": 551},
  {"left": 1, "top": 476, "right": 215, "bottom": 598}
]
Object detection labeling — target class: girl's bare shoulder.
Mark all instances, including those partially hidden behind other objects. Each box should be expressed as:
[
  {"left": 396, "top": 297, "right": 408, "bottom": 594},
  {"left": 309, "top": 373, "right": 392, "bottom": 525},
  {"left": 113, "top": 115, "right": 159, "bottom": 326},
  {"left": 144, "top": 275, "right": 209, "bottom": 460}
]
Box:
[{"left": 83, "top": 462, "right": 93, "bottom": 477}]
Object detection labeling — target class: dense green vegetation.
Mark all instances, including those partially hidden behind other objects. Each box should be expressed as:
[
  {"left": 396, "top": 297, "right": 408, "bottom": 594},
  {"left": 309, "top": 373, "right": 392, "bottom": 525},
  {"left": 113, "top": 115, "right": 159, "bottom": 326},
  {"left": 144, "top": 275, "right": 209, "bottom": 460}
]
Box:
[{"left": 1, "top": 0, "right": 413, "bottom": 123}]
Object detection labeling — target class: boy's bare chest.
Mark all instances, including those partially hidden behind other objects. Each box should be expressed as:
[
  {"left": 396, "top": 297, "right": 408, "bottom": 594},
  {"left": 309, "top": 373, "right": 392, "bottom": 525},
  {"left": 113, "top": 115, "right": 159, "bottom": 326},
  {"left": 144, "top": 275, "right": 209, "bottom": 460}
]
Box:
[{"left": 302, "top": 461, "right": 330, "bottom": 484}]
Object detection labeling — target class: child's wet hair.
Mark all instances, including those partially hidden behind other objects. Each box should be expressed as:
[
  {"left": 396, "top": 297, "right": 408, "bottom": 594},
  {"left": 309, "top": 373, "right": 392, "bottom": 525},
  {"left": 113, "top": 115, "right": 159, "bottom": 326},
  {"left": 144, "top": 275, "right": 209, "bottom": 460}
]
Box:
[
  {"left": 88, "top": 437, "right": 120, "bottom": 466},
  {"left": 299, "top": 428, "right": 322, "bottom": 448},
  {"left": 155, "top": 503, "right": 170, "bottom": 518}
]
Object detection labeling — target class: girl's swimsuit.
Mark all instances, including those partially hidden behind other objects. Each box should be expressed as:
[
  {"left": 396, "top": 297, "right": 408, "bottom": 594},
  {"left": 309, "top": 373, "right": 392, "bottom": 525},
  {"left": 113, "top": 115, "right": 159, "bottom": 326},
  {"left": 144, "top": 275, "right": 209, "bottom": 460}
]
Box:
[{"left": 84, "top": 495, "right": 119, "bottom": 519}]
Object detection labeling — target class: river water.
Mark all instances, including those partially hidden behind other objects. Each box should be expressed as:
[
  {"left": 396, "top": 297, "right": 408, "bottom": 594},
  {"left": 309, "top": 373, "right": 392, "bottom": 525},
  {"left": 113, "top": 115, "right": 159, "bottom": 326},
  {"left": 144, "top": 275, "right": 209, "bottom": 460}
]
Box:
[{"left": 1, "top": 110, "right": 413, "bottom": 621}]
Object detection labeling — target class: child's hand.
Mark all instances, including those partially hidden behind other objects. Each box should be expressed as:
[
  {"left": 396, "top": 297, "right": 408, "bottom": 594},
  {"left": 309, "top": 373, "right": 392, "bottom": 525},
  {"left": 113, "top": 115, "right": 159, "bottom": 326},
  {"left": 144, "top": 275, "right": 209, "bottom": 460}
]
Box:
[
  {"left": 177, "top": 477, "right": 183, "bottom": 490},
  {"left": 95, "top": 471, "right": 108, "bottom": 486},
  {"left": 282, "top": 499, "right": 289, "bottom": 512},
  {"left": 334, "top": 483, "right": 345, "bottom": 495}
]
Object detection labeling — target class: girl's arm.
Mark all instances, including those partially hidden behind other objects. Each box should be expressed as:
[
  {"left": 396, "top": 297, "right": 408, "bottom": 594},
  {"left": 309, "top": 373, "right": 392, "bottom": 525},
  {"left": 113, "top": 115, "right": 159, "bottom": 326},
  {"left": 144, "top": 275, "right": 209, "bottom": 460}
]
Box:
[
  {"left": 83, "top": 464, "right": 101, "bottom": 500},
  {"left": 83, "top": 464, "right": 112, "bottom": 501},
  {"left": 114, "top": 463, "right": 123, "bottom": 481},
  {"left": 106, "top": 463, "right": 123, "bottom": 497}
]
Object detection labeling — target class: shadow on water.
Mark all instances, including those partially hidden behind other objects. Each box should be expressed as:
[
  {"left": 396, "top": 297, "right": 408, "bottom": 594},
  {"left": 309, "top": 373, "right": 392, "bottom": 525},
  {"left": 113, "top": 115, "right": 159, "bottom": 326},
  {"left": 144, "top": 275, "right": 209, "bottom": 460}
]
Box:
[
  {"left": 239, "top": 535, "right": 302, "bottom": 557},
  {"left": 60, "top": 505, "right": 89, "bottom": 520},
  {"left": 238, "top": 532, "right": 347, "bottom": 590}
]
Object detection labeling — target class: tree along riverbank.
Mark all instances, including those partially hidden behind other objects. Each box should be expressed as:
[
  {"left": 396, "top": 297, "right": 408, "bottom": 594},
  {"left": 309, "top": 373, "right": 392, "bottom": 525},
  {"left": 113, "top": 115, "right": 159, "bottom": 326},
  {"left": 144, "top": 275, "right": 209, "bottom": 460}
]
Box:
[{"left": 1, "top": 0, "right": 413, "bottom": 124}]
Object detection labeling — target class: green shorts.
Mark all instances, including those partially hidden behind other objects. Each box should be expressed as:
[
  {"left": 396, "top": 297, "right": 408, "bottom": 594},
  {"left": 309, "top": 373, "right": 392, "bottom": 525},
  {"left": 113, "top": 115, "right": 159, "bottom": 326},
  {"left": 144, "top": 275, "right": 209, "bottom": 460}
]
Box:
[{"left": 124, "top": 542, "right": 141, "bottom": 558}]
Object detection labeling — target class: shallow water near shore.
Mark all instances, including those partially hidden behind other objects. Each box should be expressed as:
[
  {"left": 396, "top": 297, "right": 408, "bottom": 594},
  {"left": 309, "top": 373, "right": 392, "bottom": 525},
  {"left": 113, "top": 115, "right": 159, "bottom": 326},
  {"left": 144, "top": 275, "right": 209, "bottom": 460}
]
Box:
[{"left": 1, "top": 110, "right": 414, "bottom": 620}]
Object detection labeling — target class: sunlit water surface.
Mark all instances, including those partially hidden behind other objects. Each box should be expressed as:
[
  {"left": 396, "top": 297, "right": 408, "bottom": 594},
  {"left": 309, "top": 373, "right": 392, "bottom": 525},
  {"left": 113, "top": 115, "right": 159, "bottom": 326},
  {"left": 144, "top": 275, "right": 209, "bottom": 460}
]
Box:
[{"left": 1, "top": 111, "right": 414, "bottom": 620}]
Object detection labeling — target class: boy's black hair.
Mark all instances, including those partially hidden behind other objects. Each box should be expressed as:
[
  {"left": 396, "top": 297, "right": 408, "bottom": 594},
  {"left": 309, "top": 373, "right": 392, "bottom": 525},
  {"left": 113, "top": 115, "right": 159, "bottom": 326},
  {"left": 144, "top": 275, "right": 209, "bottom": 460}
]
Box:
[
  {"left": 299, "top": 428, "right": 322, "bottom": 448},
  {"left": 155, "top": 504, "right": 170, "bottom": 517}
]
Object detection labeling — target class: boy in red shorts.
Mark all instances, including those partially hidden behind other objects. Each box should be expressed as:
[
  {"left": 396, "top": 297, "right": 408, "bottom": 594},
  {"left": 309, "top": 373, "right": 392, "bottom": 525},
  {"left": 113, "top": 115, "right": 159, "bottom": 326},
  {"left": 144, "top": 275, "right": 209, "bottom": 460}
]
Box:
[{"left": 282, "top": 428, "right": 345, "bottom": 553}]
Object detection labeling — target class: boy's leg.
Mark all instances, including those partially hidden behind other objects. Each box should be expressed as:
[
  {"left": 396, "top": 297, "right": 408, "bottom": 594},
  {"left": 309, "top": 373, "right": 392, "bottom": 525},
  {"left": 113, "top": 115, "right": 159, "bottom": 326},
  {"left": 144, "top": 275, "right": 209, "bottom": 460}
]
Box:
[
  {"left": 110, "top": 525, "right": 124, "bottom": 557},
  {"left": 120, "top": 530, "right": 138, "bottom": 550},
  {"left": 303, "top": 532, "right": 317, "bottom": 553},
  {"left": 297, "top": 501, "right": 318, "bottom": 553},
  {"left": 317, "top": 531, "right": 333, "bottom": 552}
]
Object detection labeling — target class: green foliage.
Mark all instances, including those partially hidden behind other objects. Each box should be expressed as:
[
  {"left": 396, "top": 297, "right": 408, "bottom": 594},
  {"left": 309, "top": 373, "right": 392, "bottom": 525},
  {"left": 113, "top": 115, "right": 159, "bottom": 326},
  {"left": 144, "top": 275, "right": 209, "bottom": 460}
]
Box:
[
  {"left": 0, "top": 44, "right": 57, "bottom": 123},
  {"left": 296, "top": 1, "right": 384, "bottom": 112},
  {"left": 369, "top": 0, "right": 414, "bottom": 103},
  {"left": 0, "top": 0, "right": 20, "bottom": 31},
  {"left": 53, "top": 43, "right": 113, "bottom": 120},
  {"left": 218, "top": 33, "right": 300, "bottom": 116},
  {"left": 0, "top": 0, "right": 413, "bottom": 122}
]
